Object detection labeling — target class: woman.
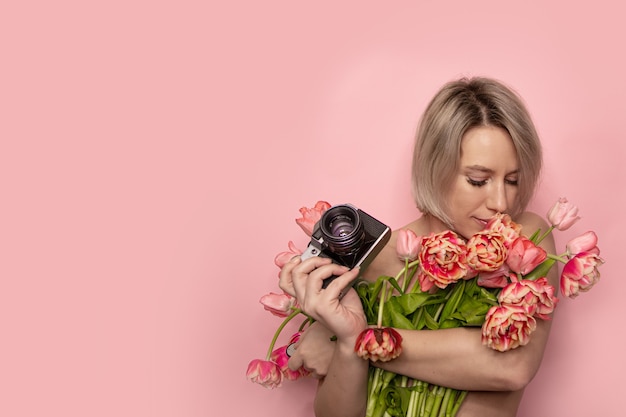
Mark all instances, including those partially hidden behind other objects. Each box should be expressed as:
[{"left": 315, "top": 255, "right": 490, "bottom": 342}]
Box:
[{"left": 279, "top": 77, "right": 557, "bottom": 417}]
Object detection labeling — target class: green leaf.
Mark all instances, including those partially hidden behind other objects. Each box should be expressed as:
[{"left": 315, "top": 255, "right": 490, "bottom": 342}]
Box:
[
  {"left": 387, "top": 277, "right": 404, "bottom": 295},
  {"left": 478, "top": 287, "right": 499, "bottom": 303},
  {"left": 528, "top": 228, "right": 542, "bottom": 244},
  {"left": 380, "top": 385, "right": 412, "bottom": 416},
  {"left": 410, "top": 308, "right": 425, "bottom": 330},
  {"left": 439, "top": 318, "right": 462, "bottom": 329},
  {"left": 440, "top": 281, "right": 466, "bottom": 322},
  {"left": 458, "top": 304, "right": 491, "bottom": 326},
  {"left": 523, "top": 258, "right": 556, "bottom": 281},
  {"left": 390, "top": 309, "right": 416, "bottom": 330},
  {"left": 395, "top": 293, "right": 438, "bottom": 314},
  {"left": 383, "top": 298, "right": 413, "bottom": 329},
  {"left": 423, "top": 309, "right": 440, "bottom": 330}
]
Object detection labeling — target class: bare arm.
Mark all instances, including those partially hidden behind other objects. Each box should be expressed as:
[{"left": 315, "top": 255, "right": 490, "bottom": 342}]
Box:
[
  {"left": 279, "top": 256, "right": 370, "bottom": 417},
  {"left": 313, "top": 333, "right": 369, "bottom": 417},
  {"left": 371, "top": 212, "right": 558, "bottom": 391},
  {"left": 375, "top": 320, "right": 552, "bottom": 391}
]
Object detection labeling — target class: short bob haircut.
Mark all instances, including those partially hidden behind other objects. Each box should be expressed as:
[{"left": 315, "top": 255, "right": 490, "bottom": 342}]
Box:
[{"left": 411, "top": 77, "right": 543, "bottom": 227}]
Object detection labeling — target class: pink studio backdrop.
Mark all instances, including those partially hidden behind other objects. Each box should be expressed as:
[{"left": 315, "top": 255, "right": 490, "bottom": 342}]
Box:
[{"left": 1, "top": 1, "right": 624, "bottom": 416}]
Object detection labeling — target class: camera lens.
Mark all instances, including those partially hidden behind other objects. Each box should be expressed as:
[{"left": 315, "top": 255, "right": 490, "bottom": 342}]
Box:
[
  {"left": 320, "top": 205, "right": 365, "bottom": 255},
  {"left": 329, "top": 216, "right": 354, "bottom": 237}
]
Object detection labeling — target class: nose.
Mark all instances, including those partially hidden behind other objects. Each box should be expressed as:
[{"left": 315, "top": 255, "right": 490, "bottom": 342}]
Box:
[{"left": 487, "top": 183, "right": 508, "bottom": 213}]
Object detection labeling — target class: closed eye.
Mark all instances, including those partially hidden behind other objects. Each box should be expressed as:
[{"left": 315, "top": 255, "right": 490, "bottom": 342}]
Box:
[{"left": 467, "top": 177, "right": 487, "bottom": 187}]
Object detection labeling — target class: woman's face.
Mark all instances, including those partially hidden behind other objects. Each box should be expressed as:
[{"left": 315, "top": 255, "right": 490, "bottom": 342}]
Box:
[{"left": 445, "top": 125, "right": 519, "bottom": 239}]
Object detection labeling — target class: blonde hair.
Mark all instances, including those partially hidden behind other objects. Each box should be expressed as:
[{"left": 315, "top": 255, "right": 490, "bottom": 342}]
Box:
[{"left": 412, "top": 77, "right": 542, "bottom": 226}]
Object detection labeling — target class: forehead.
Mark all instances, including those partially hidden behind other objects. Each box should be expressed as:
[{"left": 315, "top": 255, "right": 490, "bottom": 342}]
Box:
[{"left": 460, "top": 126, "right": 518, "bottom": 171}]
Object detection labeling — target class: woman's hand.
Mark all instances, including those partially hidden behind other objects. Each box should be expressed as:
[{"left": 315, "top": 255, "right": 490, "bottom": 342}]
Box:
[
  {"left": 287, "top": 322, "right": 335, "bottom": 379},
  {"left": 279, "top": 256, "right": 367, "bottom": 343}
]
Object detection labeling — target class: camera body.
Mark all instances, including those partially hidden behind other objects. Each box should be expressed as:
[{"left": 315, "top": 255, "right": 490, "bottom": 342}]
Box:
[{"left": 300, "top": 204, "right": 391, "bottom": 288}]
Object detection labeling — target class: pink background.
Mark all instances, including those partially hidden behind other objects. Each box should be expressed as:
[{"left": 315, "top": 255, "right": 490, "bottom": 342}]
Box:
[{"left": 2, "top": 1, "right": 624, "bottom": 416}]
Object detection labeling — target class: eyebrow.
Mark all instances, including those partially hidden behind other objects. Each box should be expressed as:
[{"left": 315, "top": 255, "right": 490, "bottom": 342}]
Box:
[
  {"left": 464, "top": 165, "right": 519, "bottom": 176},
  {"left": 464, "top": 165, "right": 495, "bottom": 174}
]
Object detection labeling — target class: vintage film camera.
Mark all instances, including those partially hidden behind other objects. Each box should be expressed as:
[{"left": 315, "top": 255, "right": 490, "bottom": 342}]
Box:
[{"left": 300, "top": 204, "right": 391, "bottom": 288}]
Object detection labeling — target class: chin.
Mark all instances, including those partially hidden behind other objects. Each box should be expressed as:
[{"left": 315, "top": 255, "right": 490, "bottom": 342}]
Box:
[{"left": 454, "top": 224, "right": 483, "bottom": 240}]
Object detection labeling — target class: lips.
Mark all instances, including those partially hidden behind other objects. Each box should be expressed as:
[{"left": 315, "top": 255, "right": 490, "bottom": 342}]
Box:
[{"left": 473, "top": 217, "right": 489, "bottom": 228}]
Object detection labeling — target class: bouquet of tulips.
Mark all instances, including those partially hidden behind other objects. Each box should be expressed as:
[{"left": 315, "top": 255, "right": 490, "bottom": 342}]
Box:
[{"left": 247, "top": 199, "right": 603, "bottom": 417}]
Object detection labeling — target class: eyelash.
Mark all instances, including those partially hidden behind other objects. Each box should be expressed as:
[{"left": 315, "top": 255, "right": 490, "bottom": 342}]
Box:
[
  {"left": 467, "top": 178, "right": 487, "bottom": 187},
  {"left": 466, "top": 178, "right": 519, "bottom": 187}
]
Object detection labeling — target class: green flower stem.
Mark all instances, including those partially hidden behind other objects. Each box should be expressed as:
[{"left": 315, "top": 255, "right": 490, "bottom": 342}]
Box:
[
  {"left": 416, "top": 392, "right": 424, "bottom": 416},
  {"left": 368, "top": 370, "right": 396, "bottom": 417},
  {"left": 366, "top": 371, "right": 376, "bottom": 416},
  {"left": 437, "top": 388, "right": 452, "bottom": 417},
  {"left": 265, "top": 308, "right": 303, "bottom": 360},
  {"left": 433, "top": 286, "right": 456, "bottom": 323},
  {"left": 449, "top": 391, "right": 467, "bottom": 416},
  {"left": 429, "top": 386, "right": 445, "bottom": 417},
  {"left": 534, "top": 225, "right": 555, "bottom": 245},
  {"left": 407, "top": 390, "right": 418, "bottom": 416},
  {"left": 298, "top": 316, "right": 314, "bottom": 332},
  {"left": 366, "top": 369, "right": 381, "bottom": 416},
  {"left": 377, "top": 280, "right": 387, "bottom": 328},
  {"left": 547, "top": 253, "right": 569, "bottom": 264},
  {"left": 403, "top": 259, "right": 409, "bottom": 292},
  {"left": 366, "top": 368, "right": 395, "bottom": 417},
  {"left": 397, "top": 259, "right": 420, "bottom": 293},
  {"left": 422, "top": 388, "right": 435, "bottom": 416}
]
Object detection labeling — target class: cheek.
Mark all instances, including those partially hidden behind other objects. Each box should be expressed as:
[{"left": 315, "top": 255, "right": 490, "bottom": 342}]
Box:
[
  {"left": 447, "top": 185, "right": 476, "bottom": 213},
  {"left": 507, "top": 187, "right": 519, "bottom": 205}
]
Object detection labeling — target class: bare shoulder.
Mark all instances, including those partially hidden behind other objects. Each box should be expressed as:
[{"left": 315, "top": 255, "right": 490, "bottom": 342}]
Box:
[
  {"left": 362, "top": 228, "right": 403, "bottom": 282},
  {"left": 515, "top": 211, "right": 550, "bottom": 237},
  {"left": 514, "top": 211, "right": 556, "bottom": 253}
]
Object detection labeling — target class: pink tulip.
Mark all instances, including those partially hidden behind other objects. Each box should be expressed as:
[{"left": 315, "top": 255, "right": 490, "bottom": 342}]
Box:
[
  {"left": 270, "top": 332, "right": 310, "bottom": 381},
  {"left": 498, "top": 278, "right": 558, "bottom": 320},
  {"left": 246, "top": 359, "right": 283, "bottom": 389},
  {"left": 466, "top": 230, "right": 507, "bottom": 272},
  {"left": 477, "top": 264, "right": 511, "bottom": 288},
  {"left": 259, "top": 292, "right": 297, "bottom": 317},
  {"left": 396, "top": 229, "right": 421, "bottom": 261},
  {"left": 295, "top": 201, "right": 331, "bottom": 236},
  {"left": 560, "top": 251, "right": 604, "bottom": 298},
  {"left": 354, "top": 327, "right": 403, "bottom": 362},
  {"left": 546, "top": 197, "right": 581, "bottom": 231},
  {"left": 566, "top": 231, "right": 598, "bottom": 256},
  {"left": 506, "top": 236, "right": 547, "bottom": 275},
  {"left": 418, "top": 231, "right": 469, "bottom": 291},
  {"left": 274, "top": 241, "right": 303, "bottom": 269},
  {"left": 485, "top": 213, "right": 522, "bottom": 248},
  {"left": 481, "top": 304, "right": 537, "bottom": 352}
]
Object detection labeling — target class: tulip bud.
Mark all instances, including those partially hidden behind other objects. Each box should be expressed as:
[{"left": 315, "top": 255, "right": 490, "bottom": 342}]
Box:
[
  {"left": 246, "top": 359, "right": 283, "bottom": 389},
  {"left": 566, "top": 231, "right": 598, "bottom": 256},
  {"left": 396, "top": 229, "right": 421, "bottom": 261},
  {"left": 354, "top": 327, "right": 403, "bottom": 362},
  {"left": 546, "top": 198, "right": 581, "bottom": 231},
  {"left": 274, "top": 241, "right": 303, "bottom": 269},
  {"left": 295, "top": 201, "right": 331, "bottom": 236},
  {"left": 506, "top": 236, "right": 547, "bottom": 275},
  {"left": 259, "top": 292, "right": 297, "bottom": 317},
  {"left": 560, "top": 251, "right": 604, "bottom": 298}
]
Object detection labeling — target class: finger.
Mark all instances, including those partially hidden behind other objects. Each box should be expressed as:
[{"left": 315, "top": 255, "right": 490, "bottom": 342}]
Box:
[
  {"left": 303, "top": 262, "right": 350, "bottom": 296},
  {"left": 291, "top": 256, "right": 333, "bottom": 298},
  {"left": 293, "top": 256, "right": 334, "bottom": 275},
  {"left": 287, "top": 350, "right": 304, "bottom": 371},
  {"left": 307, "top": 265, "right": 360, "bottom": 301},
  {"left": 278, "top": 256, "right": 302, "bottom": 296}
]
